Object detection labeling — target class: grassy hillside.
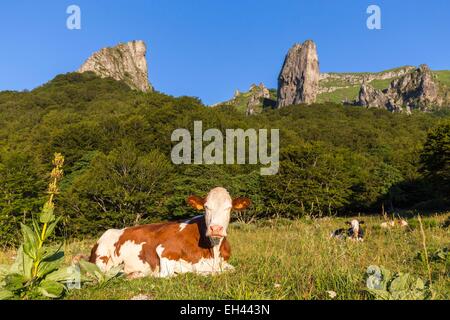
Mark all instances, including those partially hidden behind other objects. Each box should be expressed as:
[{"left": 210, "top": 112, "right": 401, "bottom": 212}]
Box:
[
  {"left": 216, "top": 87, "right": 277, "bottom": 113},
  {"left": 435, "top": 71, "right": 450, "bottom": 104},
  {"left": 316, "top": 86, "right": 360, "bottom": 104},
  {"left": 317, "top": 66, "right": 415, "bottom": 103},
  {"left": 1, "top": 215, "right": 447, "bottom": 300},
  {"left": 435, "top": 70, "right": 450, "bottom": 87}
]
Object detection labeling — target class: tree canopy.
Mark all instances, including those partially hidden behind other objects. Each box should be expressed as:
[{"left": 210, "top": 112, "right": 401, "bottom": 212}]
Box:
[{"left": 0, "top": 72, "right": 448, "bottom": 243}]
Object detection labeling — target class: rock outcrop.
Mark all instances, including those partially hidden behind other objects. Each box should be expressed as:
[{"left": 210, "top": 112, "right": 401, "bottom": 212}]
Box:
[
  {"left": 358, "top": 82, "right": 388, "bottom": 109},
  {"left": 277, "top": 40, "right": 320, "bottom": 108},
  {"left": 246, "top": 83, "right": 271, "bottom": 115},
  {"left": 357, "top": 64, "right": 441, "bottom": 112},
  {"left": 78, "top": 40, "right": 152, "bottom": 92},
  {"left": 389, "top": 64, "right": 440, "bottom": 108}
]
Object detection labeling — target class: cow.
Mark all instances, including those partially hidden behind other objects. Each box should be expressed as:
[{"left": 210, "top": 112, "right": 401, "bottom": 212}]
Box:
[
  {"left": 88, "top": 187, "right": 251, "bottom": 278},
  {"left": 380, "top": 219, "right": 408, "bottom": 229},
  {"left": 330, "top": 219, "right": 365, "bottom": 241}
]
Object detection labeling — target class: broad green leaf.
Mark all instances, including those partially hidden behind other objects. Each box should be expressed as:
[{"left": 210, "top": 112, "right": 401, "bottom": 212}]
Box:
[
  {"left": 46, "top": 266, "right": 86, "bottom": 283},
  {"left": 22, "top": 250, "right": 34, "bottom": 280},
  {"left": 21, "top": 223, "right": 39, "bottom": 260},
  {"left": 365, "top": 265, "right": 431, "bottom": 300},
  {"left": 78, "top": 260, "right": 102, "bottom": 276},
  {"left": 40, "top": 202, "right": 55, "bottom": 224},
  {"left": 367, "top": 289, "right": 390, "bottom": 300},
  {"left": 37, "top": 280, "right": 65, "bottom": 298},
  {"left": 41, "top": 244, "right": 63, "bottom": 262},
  {"left": 105, "top": 265, "right": 124, "bottom": 280},
  {"left": 0, "top": 289, "right": 14, "bottom": 300},
  {"left": 9, "top": 246, "right": 24, "bottom": 274},
  {"left": 37, "top": 251, "right": 64, "bottom": 279},
  {"left": 94, "top": 271, "right": 104, "bottom": 282},
  {"left": 415, "top": 278, "right": 425, "bottom": 290},
  {"left": 9, "top": 246, "right": 33, "bottom": 280},
  {"left": 37, "top": 260, "right": 61, "bottom": 279},
  {"left": 390, "top": 273, "right": 411, "bottom": 291},
  {"left": 4, "top": 273, "right": 25, "bottom": 292},
  {"left": 32, "top": 218, "right": 41, "bottom": 240},
  {"left": 44, "top": 217, "right": 62, "bottom": 241}
]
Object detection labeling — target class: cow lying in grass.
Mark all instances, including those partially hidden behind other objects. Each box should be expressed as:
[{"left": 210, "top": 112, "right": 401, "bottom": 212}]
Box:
[
  {"left": 89, "top": 187, "right": 251, "bottom": 278},
  {"left": 330, "top": 219, "right": 365, "bottom": 241}
]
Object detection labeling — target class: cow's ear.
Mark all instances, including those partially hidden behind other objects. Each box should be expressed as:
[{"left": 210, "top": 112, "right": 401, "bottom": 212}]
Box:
[
  {"left": 232, "top": 197, "right": 251, "bottom": 211},
  {"left": 345, "top": 221, "right": 351, "bottom": 225},
  {"left": 187, "top": 196, "right": 205, "bottom": 211},
  {"left": 359, "top": 221, "right": 365, "bottom": 224}
]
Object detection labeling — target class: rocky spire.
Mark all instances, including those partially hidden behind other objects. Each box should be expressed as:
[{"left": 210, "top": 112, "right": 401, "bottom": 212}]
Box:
[
  {"left": 277, "top": 40, "right": 320, "bottom": 107},
  {"left": 78, "top": 40, "right": 152, "bottom": 92}
]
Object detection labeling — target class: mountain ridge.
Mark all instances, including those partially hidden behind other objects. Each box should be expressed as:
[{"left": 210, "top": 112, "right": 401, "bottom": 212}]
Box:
[{"left": 217, "top": 66, "right": 450, "bottom": 112}]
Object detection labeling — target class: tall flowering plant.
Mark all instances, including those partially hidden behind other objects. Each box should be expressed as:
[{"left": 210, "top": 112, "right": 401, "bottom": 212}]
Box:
[{"left": 0, "top": 153, "right": 79, "bottom": 299}]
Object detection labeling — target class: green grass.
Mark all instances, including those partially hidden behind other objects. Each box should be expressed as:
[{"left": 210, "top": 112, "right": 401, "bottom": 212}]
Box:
[
  {"left": 2, "top": 214, "right": 447, "bottom": 300},
  {"left": 370, "top": 79, "right": 393, "bottom": 91},
  {"left": 317, "top": 86, "right": 361, "bottom": 103},
  {"left": 319, "top": 78, "right": 353, "bottom": 88},
  {"left": 433, "top": 71, "right": 450, "bottom": 105},
  {"left": 434, "top": 71, "right": 450, "bottom": 87}
]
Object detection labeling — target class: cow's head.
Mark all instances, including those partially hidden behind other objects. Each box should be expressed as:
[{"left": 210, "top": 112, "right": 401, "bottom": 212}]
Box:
[
  {"left": 187, "top": 187, "right": 251, "bottom": 240},
  {"left": 347, "top": 219, "right": 364, "bottom": 235}
]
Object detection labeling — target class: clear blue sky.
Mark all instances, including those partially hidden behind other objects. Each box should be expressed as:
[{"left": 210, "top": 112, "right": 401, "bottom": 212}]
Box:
[{"left": 0, "top": 0, "right": 449, "bottom": 105}]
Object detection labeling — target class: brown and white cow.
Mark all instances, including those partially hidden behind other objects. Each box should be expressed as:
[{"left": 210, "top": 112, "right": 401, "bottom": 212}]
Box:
[{"left": 88, "top": 187, "right": 251, "bottom": 278}]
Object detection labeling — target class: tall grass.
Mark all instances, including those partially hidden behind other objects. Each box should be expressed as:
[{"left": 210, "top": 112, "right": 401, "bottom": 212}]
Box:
[{"left": 1, "top": 214, "right": 448, "bottom": 300}]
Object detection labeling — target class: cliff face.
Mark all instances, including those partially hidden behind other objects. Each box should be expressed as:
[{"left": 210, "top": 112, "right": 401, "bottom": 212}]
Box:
[
  {"left": 78, "top": 40, "right": 152, "bottom": 92},
  {"left": 358, "top": 83, "right": 388, "bottom": 109},
  {"left": 389, "top": 64, "right": 440, "bottom": 108},
  {"left": 358, "top": 64, "right": 442, "bottom": 112},
  {"left": 277, "top": 40, "right": 320, "bottom": 107},
  {"left": 246, "top": 83, "right": 271, "bottom": 115}
]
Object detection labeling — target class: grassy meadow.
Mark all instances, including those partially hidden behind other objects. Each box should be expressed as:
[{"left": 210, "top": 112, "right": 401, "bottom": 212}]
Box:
[{"left": 2, "top": 214, "right": 447, "bottom": 300}]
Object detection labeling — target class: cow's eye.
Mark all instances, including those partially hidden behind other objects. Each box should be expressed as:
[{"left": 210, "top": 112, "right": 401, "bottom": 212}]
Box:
[{"left": 204, "top": 205, "right": 209, "bottom": 210}]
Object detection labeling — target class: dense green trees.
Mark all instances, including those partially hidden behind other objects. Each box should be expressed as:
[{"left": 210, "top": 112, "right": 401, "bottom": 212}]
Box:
[
  {"left": 419, "top": 120, "right": 450, "bottom": 201},
  {"left": 0, "top": 72, "right": 448, "bottom": 243},
  {"left": 0, "top": 152, "right": 45, "bottom": 246},
  {"left": 62, "top": 144, "right": 174, "bottom": 235}
]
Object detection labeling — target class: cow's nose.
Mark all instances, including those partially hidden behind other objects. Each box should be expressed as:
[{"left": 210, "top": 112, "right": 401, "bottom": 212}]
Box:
[{"left": 209, "top": 225, "right": 224, "bottom": 237}]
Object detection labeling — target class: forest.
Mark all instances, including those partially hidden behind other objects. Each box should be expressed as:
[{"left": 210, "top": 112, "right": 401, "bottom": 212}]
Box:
[{"left": 0, "top": 72, "right": 448, "bottom": 245}]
